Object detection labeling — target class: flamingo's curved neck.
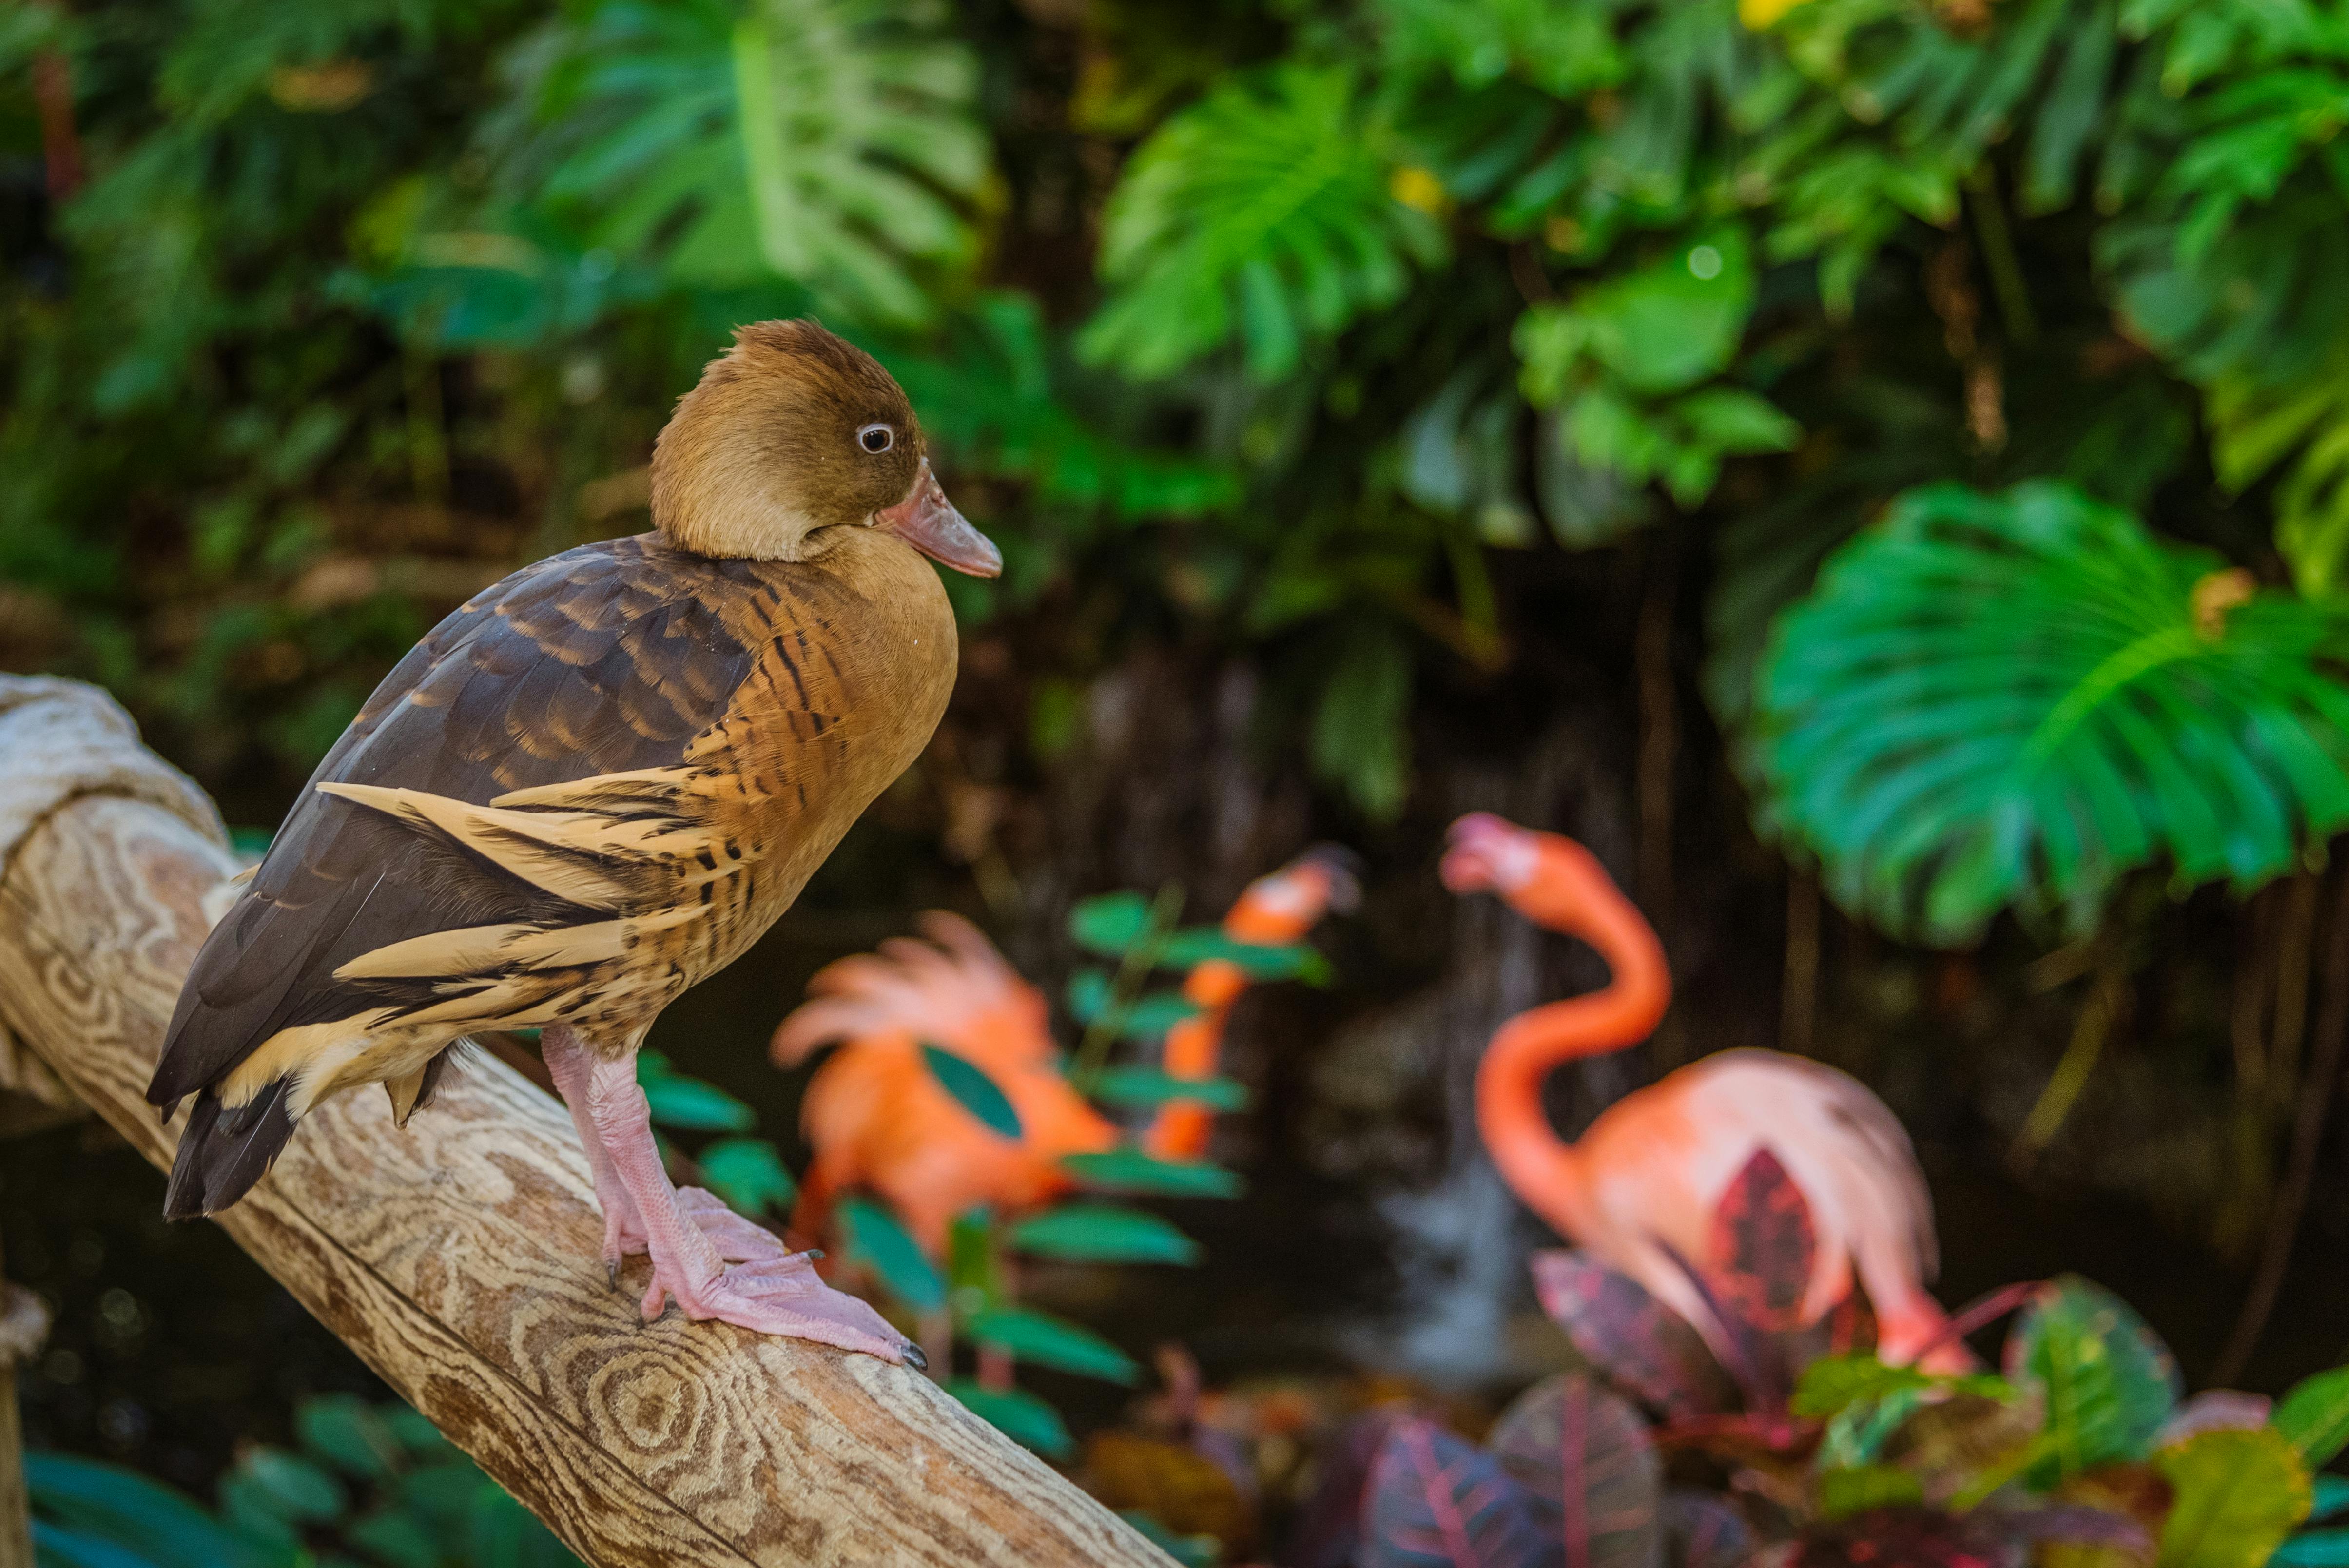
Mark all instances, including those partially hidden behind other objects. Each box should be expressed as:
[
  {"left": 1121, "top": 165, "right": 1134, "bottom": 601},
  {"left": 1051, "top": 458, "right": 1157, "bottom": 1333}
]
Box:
[{"left": 1475, "top": 859, "right": 1670, "bottom": 1238}]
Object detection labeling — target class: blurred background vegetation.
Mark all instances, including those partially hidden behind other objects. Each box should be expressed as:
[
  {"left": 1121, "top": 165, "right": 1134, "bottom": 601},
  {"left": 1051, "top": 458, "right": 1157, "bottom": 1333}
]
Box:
[{"left": 11, "top": 0, "right": 2349, "bottom": 1537}]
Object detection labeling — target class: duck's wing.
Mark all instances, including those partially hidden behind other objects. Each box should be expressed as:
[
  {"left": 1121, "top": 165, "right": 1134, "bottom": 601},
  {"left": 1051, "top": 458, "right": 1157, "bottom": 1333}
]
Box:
[{"left": 148, "top": 535, "right": 778, "bottom": 1117}]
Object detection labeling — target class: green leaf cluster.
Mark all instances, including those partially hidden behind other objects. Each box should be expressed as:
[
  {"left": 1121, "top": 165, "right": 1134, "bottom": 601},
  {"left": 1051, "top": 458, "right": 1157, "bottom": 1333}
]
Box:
[{"left": 30, "top": 1394, "right": 579, "bottom": 1568}]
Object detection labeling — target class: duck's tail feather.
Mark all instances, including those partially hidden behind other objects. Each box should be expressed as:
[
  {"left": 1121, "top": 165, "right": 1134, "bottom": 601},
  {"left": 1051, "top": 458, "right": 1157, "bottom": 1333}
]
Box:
[{"left": 161, "top": 1080, "right": 296, "bottom": 1219}]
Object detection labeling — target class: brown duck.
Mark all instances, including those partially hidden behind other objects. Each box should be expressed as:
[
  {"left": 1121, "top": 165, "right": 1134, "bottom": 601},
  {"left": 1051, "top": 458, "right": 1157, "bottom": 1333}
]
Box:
[{"left": 147, "top": 321, "right": 999, "bottom": 1364}]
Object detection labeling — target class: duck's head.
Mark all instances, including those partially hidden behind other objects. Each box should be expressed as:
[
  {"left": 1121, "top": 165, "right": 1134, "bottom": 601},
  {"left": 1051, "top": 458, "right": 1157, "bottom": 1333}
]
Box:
[{"left": 651, "top": 319, "right": 1002, "bottom": 577}]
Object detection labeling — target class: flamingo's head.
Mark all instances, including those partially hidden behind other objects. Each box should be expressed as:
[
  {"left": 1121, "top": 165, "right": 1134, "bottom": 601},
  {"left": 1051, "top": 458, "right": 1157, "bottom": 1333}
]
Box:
[
  {"left": 1280, "top": 843, "right": 1364, "bottom": 914},
  {"left": 1224, "top": 844, "right": 1363, "bottom": 944},
  {"left": 1440, "top": 813, "right": 1544, "bottom": 895},
  {"left": 1442, "top": 813, "right": 1622, "bottom": 930}
]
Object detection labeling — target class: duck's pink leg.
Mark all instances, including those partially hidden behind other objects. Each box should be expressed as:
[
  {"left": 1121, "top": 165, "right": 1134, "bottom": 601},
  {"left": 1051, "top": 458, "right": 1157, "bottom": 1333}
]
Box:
[
  {"left": 548, "top": 1034, "right": 919, "bottom": 1366},
  {"left": 543, "top": 1028, "right": 649, "bottom": 1277}
]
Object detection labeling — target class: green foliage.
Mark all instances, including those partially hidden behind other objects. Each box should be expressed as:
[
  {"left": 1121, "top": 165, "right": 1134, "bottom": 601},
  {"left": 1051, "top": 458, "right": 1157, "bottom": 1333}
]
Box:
[
  {"left": 1755, "top": 482, "right": 2349, "bottom": 944},
  {"left": 1515, "top": 227, "right": 1797, "bottom": 508},
  {"left": 2006, "top": 1274, "right": 2181, "bottom": 1480},
  {"left": 1526, "top": 1191, "right": 2318, "bottom": 1566},
  {"left": 28, "top": 1394, "right": 579, "bottom": 1568},
  {"left": 1083, "top": 1070, "right": 1253, "bottom": 1114},
  {"left": 693, "top": 1136, "right": 797, "bottom": 1216},
  {"left": 634, "top": 1052, "right": 756, "bottom": 1132},
  {"left": 941, "top": 1381, "right": 1074, "bottom": 1459},
  {"left": 2155, "top": 1427, "right": 2312, "bottom": 1568},
  {"left": 1081, "top": 65, "right": 1446, "bottom": 381},
  {"left": 920, "top": 1043, "right": 1023, "bottom": 1140},
  {"left": 963, "top": 1306, "right": 1142, "bottom": 1384},
  {"left": 505, "top": 0, "right": 984, "bottom": 322},
  {"left": 2277, "top": 1367, "right": 2349, "bottom": 1469},
  {"left": 1061, "top": 1147, "right": 1247, "bottom": 1197},
  {"left": 2280, "top": 1478, "right": 2349, "bottom": 1566},
  {"left": 838, "top": 1192, "right": 946, "bottom": 1314},
  {"left": 1790, "top": 1352, "right": 2015, "bottom": 1420},
  {"left": 1009, "top": 1203, "right": 1202, "bottom": 1265}
]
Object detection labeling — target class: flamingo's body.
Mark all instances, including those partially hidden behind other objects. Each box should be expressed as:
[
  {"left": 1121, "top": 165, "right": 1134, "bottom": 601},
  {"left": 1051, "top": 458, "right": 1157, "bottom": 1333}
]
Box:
[
  {"left": 773, "top": 851, "right": 1353, "bottom": 1252},
  {"left": 775, "top": 911, "right": 1114, "bottom": 1251},
  {"left": 1443, "top": 813, "right": 1956, "bottom": 1368}
]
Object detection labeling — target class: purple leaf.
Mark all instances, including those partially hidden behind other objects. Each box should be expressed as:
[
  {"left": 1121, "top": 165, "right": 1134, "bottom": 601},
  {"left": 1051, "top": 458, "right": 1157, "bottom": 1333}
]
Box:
[
  {"left": 1284, "top": 1406, "right": 1418, "bottom": 1568},
  {"left": 1531, "top": 1251, "right": 1739, "bottom": 1420},
  {"left": 1486, "top": 1374, "right": 1661, "bottom": 1568},
  {"left": 1785, "top": 1507, "right": 2022, "bottom": 1568},
  {"left": 1976, "top": 1503, "right": 2151, "bottom": 1551},
  {"left": 1663, "top": 1492, "right": 1751, "bottom": 1568},
  {"left": 1361, "top": 1418, "right": 1560, "bottom": 1568}
]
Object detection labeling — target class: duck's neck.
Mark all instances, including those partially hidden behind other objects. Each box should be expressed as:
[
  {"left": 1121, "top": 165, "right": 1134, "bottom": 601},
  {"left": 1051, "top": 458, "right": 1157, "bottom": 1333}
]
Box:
[{"left": 1475, "top": 863, "right": 1671, "bottom": 1238}]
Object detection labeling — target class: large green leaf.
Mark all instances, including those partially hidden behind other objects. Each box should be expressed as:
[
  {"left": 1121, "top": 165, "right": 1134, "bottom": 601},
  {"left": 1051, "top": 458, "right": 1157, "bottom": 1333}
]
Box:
[
  {"left": 507, "top": 0, "right": 984, "bottom": 325},
  {"left": 1008, "top": 1203, "right": 1202, "bottom": 1264},
  {"left": 837, "top": 1193, "right": 946, "bottom": 1313},
  {"left": 964, "top": 1305, "right": 1141, "bottom": 1384},
  {"left": 1068, "top": 892, "right": 1154, "bottom": 956},
  {"left": 635, "top": 1052, "right": 756, "bottom": 1133},
  {"left": 2275, "top": 1367, "right": 2349, "bottom": 1468},
  {"left": 1082, "top": 1070, "right": 1252, "bottom": 1114},
  {"left": 1156, "top": 927, "right": 1327, "bottom": 980},
  {"left": 944, "top": 1381, "right": 1074, "bottom": 1458},
  {"left": 694, "top": 1137, "right": 799, "bottom": 1217},
  {"left": 1081, "top": 64, "right": 1447, "bottom": 381},
  {"left": 1060, "top": 1147, "right": 1247, "bottom": 1197},
  {"left": 920, "top": 1043, "right": 1023, "bottom": 1140},
  {"left": 1755, "top": 480, "right": 2349, "bottom": 944},
  {"left": 2003, "top": 1275, "right": 2180, "bottom": 1478},
  {"left": 296, "top": 1394, "right": 405, "bottom": 1483},
  {"left": 2156, "top": 1427, "right": 2312, "bottom": 1568},
  {"left": 24, "top": 1454, "right": 278, "bottom": 1568}
]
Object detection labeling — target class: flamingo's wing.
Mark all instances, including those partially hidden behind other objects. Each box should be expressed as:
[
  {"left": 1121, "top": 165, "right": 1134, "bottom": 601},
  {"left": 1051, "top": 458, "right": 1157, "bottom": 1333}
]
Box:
[{"left": 770, "top": 911, "right": 1053, "bottom": 1067}]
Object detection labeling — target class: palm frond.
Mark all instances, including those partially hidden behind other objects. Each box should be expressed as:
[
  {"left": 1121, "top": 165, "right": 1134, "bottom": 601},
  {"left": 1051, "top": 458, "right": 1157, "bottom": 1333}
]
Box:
[
  {"left": 1080, "top": 65, "right": 1448, "bottom": 382},
  {"left": 510, "top": 0, "right": 984, "bottom": 326},
  {"left": 1754, "top": 481, "right": 2349, "bottom": 944}
]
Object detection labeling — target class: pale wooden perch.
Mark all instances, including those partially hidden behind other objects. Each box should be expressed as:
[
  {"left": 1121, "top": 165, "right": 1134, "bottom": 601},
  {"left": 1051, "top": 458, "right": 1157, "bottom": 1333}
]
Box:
[{"left": 0, "top": 676, "right": 1171, "bottom": 1568}]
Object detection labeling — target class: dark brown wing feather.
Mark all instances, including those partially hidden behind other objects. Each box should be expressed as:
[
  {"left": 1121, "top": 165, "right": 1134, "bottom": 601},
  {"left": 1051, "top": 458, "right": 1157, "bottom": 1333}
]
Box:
[{"left": 149, "top": 535, "right": 765, "bottom": 1108}]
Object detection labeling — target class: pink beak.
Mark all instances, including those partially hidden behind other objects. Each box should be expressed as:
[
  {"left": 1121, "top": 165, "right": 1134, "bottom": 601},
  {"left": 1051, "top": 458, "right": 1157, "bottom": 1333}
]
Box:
[{"left": 876, "top": 459, "right": 1001, "bottom": 578}]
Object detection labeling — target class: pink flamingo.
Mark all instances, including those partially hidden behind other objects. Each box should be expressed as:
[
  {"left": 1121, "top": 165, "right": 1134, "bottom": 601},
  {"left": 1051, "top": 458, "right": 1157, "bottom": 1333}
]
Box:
[
  {"left": 771, "top": 849, "right": 1354, "bottom": 1254},
  {"left": 1440, "top": 813, "right": 1960, "bottom": 1369}
]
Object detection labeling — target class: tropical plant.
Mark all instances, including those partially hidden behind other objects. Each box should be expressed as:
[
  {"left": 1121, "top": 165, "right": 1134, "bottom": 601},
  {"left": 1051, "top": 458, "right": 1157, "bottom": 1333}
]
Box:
[
  {"left": 29, "top": 1393, "right": 578, "bottom": 1568},
  {"left": 812, "top": 883, "right": 1332, "bottom": 1460},
  {"left": 1317, "top": 1149, "right": 2341, "bottom": 1568},
  {"left": 1754, "top": 480, "right": 2349, "bottom": 946}
]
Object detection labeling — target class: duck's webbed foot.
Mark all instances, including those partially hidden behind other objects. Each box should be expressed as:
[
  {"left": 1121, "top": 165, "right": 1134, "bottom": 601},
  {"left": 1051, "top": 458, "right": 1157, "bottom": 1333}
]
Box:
[
  {"left": 639, "top": 1238, "right": 923, "bottom": 1368},
  {"left": 543, "top": 1029, "right": 920, "bottom": 1367}
]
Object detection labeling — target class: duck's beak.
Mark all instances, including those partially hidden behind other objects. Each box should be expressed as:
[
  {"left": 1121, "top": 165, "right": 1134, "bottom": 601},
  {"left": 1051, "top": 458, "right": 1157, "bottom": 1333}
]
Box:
[{"left": 876, "top": 459, "right": 1001, "bottom": 578}]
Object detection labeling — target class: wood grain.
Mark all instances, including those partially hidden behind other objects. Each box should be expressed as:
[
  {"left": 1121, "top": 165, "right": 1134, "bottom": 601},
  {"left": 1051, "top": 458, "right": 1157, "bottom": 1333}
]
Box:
[{"left": 0, "top": 686, "right": 1170, "bottom": 1568}]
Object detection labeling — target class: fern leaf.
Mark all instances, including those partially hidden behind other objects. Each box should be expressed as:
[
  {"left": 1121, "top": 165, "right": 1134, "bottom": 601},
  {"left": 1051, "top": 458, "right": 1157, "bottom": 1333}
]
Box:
[
  {"left": 1080, "top": 65, "right": 1447, "bottom": 381},
  {"left": 1755, "top": 481, "right": 2349, "bottom": 944},
  {"left": 510, "top": 0, "right": 983, "bottom": 325}
]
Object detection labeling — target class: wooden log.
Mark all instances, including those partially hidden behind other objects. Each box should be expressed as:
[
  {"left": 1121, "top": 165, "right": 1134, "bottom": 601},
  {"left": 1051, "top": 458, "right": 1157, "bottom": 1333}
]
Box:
[{"left": 0, "top": 679, "right": 1169, "bottom": 1568}]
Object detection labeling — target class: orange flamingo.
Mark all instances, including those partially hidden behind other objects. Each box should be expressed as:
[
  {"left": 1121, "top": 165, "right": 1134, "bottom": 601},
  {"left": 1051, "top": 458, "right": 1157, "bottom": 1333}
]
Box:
[
  {"left": 1439, "top": 813, "right": 1959, "bottom": 1369},
  {"left": 771, "top": 849, "right": 1355, "bottom": 1253}
]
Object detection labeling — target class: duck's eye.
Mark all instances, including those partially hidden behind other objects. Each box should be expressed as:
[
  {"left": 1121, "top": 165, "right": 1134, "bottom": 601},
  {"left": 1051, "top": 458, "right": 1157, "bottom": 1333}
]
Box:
[{"left": 857, "top": 423, "right": 894, "bottom": 454}]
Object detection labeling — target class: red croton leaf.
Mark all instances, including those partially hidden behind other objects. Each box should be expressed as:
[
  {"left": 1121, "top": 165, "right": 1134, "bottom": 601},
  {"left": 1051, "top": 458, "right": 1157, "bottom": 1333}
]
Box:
[
  {"left": 1705, "top": 1147, "right": 1816, "bottom": 1334},
  {"left": 1530, "top": 1250, "right": 1740, "bottom": 1421},
  {"left": 1782, "top": 1506, "right": 2023, "bottom": 1568}
]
